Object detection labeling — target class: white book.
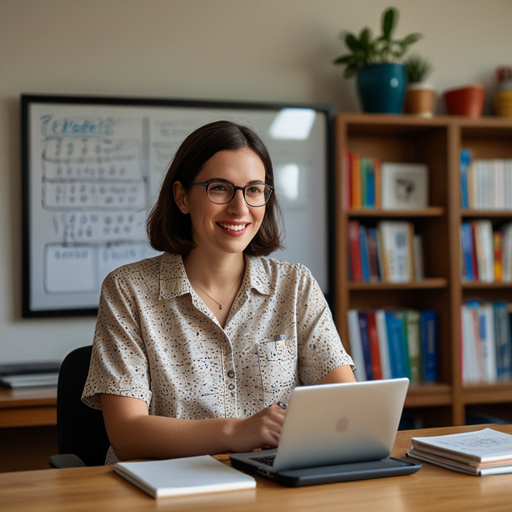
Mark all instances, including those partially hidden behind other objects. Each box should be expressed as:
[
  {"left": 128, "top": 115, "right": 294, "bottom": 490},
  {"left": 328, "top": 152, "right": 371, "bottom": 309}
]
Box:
[
  {"left": 114, "top": 455, "right": 256, "bottom": 499},
  {"left": 378, "top": 221, "right": 412, "bottom": 283},
  {"left": 461, "top": 304, "right": 480, "bottom": 383},
  {"left": 473, "top": 220, "right": 494, "bottom": 282},
  {"left": 347, "top": 309, "right": 367, "bottom": 381}
]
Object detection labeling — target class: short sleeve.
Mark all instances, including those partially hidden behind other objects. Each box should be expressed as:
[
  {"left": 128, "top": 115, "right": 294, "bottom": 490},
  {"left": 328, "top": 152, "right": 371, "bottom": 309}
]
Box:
[{"left": 82, "top": 271, "right": 152, "bottom": 410}]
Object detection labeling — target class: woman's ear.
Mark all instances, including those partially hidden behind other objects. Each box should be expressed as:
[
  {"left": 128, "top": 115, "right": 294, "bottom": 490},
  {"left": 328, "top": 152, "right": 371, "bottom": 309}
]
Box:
[{"left": 173, "top": 181, "right": 189, "bottom": 214}]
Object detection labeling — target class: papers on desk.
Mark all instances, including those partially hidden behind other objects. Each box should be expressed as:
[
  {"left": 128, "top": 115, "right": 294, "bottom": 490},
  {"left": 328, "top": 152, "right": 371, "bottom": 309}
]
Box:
[
  {"left": 114, "top": 455, "right": 256, "bottom": 498},
  {"left": 0, "top": 361, "right": 60, "bottom": 388},
  {"left": 407, "top": 428, "right": 512, "bottom": 476}
]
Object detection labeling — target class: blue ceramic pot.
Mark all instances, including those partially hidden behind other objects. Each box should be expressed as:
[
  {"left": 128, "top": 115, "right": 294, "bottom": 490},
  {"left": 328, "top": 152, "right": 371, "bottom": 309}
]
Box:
[{"left": 356, "top": 63, "right": 407, "bottom": 114}]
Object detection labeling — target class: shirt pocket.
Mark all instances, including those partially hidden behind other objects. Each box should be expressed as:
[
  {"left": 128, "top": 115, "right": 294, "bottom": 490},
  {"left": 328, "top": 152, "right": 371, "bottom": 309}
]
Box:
[{"left": 256, "top": 337, "right": 298, "bottom": 406}]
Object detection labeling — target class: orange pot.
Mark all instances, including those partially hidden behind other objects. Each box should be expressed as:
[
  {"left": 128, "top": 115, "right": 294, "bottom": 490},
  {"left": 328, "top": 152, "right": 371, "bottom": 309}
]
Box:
[{"left": 443, "top": 84, "right": 485, "bottom": 117}]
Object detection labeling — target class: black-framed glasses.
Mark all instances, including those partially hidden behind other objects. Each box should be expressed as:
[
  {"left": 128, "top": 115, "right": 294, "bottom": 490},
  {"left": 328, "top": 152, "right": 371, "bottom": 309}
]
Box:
[{"left": 189, "top": 179, "right": 273, "bottom": 207}]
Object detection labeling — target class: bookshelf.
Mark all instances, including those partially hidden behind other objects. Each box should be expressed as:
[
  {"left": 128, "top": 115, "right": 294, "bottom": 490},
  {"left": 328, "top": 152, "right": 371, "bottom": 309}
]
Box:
[{"left": 335, "top": 113, "right": 512, "bottom": 427}]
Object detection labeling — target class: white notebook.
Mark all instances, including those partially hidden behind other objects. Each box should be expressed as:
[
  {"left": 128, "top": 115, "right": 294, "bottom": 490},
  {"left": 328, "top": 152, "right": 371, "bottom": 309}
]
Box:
[{"left": 114, "top": 455, "right": 256, "bottom": 498}]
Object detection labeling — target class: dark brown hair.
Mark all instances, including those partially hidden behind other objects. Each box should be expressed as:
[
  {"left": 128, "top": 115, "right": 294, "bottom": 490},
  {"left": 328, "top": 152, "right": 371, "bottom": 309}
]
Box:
[{"left": 147, "top": 120, "right": 283, "bottom": 256}]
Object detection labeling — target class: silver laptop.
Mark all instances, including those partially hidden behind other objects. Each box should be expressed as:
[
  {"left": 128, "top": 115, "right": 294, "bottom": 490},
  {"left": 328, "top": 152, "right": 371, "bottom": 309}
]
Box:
[{"left": 230, "top": 378, "right": 421, "bottom": 486}]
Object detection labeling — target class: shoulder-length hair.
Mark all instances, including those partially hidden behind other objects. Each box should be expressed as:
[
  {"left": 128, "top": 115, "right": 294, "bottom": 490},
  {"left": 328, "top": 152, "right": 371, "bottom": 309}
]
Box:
[{"left": 147, "top": 120, "right": 283, "bottom": 256}]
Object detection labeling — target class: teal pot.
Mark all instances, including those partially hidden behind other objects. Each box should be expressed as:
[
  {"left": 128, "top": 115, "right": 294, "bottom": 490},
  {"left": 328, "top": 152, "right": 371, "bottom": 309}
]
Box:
[{"left": 356, "top": 63, "right": 407, "bottom": 114}]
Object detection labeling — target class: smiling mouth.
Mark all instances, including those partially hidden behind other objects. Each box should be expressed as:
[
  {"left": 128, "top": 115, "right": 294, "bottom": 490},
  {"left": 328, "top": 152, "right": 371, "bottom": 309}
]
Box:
[{"left": 218, "top": 222, "right": 248, "bottom": 232}]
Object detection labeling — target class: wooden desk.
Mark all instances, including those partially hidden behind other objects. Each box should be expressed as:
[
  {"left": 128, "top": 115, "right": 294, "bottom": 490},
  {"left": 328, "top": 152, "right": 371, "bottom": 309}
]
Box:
[
  {"left": 1, "top": 424, "right": 511, "bottom": 511},
  {"left": 0, "top": 387, "right": 58, "bottom": 472},
  {"left": 0, "top": 386, "right": 57, "bottom": 428}
]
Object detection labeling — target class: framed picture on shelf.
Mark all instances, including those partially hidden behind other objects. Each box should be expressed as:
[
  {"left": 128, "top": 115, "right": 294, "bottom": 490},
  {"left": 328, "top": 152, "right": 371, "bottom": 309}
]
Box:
[{"left": 381, "top": 162, "right": 429, "bottom": 210}]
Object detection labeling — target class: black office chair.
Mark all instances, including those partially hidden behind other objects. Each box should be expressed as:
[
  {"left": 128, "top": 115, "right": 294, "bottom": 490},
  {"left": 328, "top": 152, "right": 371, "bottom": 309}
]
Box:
[{"left": 49, "top": 345, "right": 111, "bottom": 468}]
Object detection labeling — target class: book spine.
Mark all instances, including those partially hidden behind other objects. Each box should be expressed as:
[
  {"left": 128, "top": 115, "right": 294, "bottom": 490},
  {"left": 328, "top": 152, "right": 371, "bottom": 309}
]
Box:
[
  {"left": 358, "top": 311, "right": 374, "bottom": 380},
  {"left": 420, "top": 310, "right": 439, "bottom": 382},
  {"left": 405, "top": 310, "right": 421, "bottom": 384},
  {"left": 348, "top": 220, "right": 363, "bottom": 282},
  {"left": 460, "top": 149, "right": 471, "bottom": 209},
  {"left": 366, "top": 310, "right": 383, "bottom": 380},
  {"left": 375, "top": 309, "right": 392, "bottom": 380},
  {"left": 359, "top": 224, "right": 371, "bottom": 282},
  {"left": 347, "top": 309, "right": 367, "bottom": 381},
  {"left": 493, "top": 301, "right": 512, "bottom": 381}
]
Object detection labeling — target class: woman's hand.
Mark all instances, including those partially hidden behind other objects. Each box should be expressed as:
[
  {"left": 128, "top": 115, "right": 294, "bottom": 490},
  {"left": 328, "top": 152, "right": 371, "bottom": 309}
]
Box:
[{"left": 226, "top": 403, "right": 287, "bottom": 453}]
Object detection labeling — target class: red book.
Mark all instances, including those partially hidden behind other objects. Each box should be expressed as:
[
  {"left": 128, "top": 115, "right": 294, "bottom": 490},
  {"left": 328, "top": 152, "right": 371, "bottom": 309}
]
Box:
[
  {"left": 348, "top": 220, "right": 363, "bottom": 282},
  {"left": 366, "top": 310, "right": 383, "bottom": 380}
]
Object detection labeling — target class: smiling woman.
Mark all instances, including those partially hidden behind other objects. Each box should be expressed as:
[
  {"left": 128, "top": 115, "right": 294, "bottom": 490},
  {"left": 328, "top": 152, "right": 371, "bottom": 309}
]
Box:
[{"left": 81, "top": 120, "right": 355, "bottom": 465}]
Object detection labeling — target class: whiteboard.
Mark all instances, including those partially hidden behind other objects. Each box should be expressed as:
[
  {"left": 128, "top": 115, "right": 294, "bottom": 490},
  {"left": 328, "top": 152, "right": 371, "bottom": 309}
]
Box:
[{"left": 21, "top": 95, "right": 334, "bottom": 316}]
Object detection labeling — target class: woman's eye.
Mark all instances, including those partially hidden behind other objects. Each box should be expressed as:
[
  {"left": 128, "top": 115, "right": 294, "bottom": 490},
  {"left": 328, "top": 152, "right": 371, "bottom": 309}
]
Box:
[{"left": 210, "top": 184, "right": 227, "bottom": 192}]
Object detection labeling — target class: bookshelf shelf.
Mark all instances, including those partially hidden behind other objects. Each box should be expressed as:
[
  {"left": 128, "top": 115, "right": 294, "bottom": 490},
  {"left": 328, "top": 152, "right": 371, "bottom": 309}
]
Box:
[
  {"left": 335, "top": 113, "right": 512, "bottom": 427},
  {"left": 348, "top": 278, "right": 448, "bottom": 291},
  {"left": 348, "top": 207, "right": 445, "bottom": 218}
]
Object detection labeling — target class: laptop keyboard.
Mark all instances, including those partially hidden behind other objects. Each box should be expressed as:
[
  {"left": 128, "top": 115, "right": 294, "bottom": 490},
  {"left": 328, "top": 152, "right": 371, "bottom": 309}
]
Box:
[{"left": 253, "top": 454, "right": 275, "bottom": 467}]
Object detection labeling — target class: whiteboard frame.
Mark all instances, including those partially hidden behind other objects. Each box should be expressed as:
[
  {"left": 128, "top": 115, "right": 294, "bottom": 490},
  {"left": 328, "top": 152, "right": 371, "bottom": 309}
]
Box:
[{"left": 21, "top": 94, "right": 335, "bottom": 317}]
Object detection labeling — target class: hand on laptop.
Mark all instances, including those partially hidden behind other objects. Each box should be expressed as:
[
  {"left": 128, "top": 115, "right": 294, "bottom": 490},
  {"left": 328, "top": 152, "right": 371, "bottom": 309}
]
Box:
[{"left": 226, "top": 403, "right": 287, "bottom": 453}]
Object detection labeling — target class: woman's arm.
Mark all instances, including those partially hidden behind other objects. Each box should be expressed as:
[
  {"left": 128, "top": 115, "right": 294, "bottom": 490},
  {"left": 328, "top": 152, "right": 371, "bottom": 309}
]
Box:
[
  {"left": 100, "top": 394, "right": 286, "bottom": 461},
  {"left": 317, "top": 365, "right": 357, "bottom": 384}
]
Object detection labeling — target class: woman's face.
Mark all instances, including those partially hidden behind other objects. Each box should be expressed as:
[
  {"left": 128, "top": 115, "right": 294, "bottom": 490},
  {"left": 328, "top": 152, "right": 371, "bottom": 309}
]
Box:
[{"left": 177, "top": 147, "right": 267, "bottom": 258}]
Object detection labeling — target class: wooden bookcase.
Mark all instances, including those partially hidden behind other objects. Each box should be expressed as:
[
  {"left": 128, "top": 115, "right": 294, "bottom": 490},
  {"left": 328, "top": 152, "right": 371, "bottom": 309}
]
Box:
[{"left": 334, "top": 113, "right": 512, "bottom": 427}]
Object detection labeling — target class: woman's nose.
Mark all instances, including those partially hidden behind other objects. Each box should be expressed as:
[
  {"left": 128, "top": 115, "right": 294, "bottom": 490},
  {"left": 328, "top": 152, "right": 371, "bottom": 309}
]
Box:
[{"left": 227, "top": 188, "right": 250, "bottom": 213}]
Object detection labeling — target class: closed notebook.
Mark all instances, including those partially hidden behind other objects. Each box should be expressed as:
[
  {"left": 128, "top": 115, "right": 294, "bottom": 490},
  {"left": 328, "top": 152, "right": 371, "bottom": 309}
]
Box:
[{"left": 114, "top": 455, "right": 256, "bottom": 498}]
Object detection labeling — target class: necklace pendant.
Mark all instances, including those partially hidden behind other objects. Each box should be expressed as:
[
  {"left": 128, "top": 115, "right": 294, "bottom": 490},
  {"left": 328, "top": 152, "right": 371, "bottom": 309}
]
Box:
[{"left": 219, "top": 305, "right": 223, "bottom": 310}]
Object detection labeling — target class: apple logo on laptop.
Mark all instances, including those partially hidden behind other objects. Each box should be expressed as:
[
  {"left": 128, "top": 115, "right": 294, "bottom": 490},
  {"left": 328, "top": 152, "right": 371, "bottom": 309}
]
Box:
[{"left": 335, "top": 416, "right": 349, "bottom": 432}]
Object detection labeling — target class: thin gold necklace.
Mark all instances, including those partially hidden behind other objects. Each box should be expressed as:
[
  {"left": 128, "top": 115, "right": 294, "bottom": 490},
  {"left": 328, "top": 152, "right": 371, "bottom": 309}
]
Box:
[{"left": 190, "top": 273, "right": 243, "bottom": 310}]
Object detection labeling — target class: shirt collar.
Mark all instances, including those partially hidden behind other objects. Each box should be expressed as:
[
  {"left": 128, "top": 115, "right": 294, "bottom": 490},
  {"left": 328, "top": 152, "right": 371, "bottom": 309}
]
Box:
[{"left": 158, "top": 252, "right": 273, "bottom": 300}]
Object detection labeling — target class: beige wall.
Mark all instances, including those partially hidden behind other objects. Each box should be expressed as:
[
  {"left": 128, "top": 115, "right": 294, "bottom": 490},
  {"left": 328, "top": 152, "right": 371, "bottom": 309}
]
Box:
[{"left": 1, "top": 0, "right": 511, "bottom": 362}]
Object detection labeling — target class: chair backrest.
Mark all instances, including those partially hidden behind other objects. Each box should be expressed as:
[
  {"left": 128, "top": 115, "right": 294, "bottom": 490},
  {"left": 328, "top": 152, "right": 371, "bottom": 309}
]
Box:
[{"left": 56, "top": 345, "right": 110, "bottom": 466}]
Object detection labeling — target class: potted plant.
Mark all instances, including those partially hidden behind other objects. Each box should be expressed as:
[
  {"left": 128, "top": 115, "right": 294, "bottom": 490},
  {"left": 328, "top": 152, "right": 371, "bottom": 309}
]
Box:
[
  {"left": 333, "top": 6, "right": 422, "bottom": 113},
  {"left": 404, "top": 54, "right": 436, "bottom": 116}
]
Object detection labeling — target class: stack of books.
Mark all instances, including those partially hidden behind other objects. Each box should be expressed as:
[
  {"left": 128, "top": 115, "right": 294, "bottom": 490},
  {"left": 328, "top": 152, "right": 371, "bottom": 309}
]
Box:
[
  {"left": 0, "top": 361, "right": 60, "bottom": 388},
  {"left": 460, "top": 220, "right": 512, "bottom": 282},
  {"left": 407, "top": 428, "right": 512, "bottom": 476},
  {"left": 343, "top": 149, "right": 429, "bottom": 211},
  {"left": 347, "top": 308, "right": 438, "bottom": 384},
  {"left": 460, "top": 300, "right": 512, "bottom": 384},
  {"left": 460, "top": 150, "right": 512, "bottom": 210},
  {"left": 348, "top": 220, "right": 424, "bottom": 283}
]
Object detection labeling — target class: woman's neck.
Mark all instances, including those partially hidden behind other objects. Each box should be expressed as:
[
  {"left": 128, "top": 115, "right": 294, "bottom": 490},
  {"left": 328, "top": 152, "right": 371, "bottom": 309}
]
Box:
[{"left": 183, "top": 251, "right": 246, "bottom": 291}]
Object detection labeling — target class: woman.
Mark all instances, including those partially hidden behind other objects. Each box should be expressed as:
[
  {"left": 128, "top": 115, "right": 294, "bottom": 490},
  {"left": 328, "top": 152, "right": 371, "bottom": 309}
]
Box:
[{"left": 82, "top": 120, "right": 355, "bottom": 464}]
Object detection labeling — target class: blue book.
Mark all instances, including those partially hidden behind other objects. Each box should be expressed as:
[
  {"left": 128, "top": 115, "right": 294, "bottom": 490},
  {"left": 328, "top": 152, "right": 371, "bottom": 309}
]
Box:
[
  {"left": 420, "top": 310, "right": 439, "bottom": 382},
  {"left": 385, "top": 310, "right": 408, "bottom": 379},
  {"left": 358, "top": 311, "right": 374, "bottom": 380},
  {"left": 363, "top": 158, "right": 375, "bottom": 208},
  {"left": 493, "top": 301, "right": 512, "bottom": 381},
  {"left": 460, "top": 222, "right": 475, "bottom": 281},
  {"left": 359, "top": 224, "right": 371, "bottom": 282},
  {"left": 460, "top": 149, "right": 472, "bottom": 209}
]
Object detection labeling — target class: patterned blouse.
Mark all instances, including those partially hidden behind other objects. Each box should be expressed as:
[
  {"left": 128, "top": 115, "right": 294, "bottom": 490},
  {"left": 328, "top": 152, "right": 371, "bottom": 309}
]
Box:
[{"left": 82, "top": 252, "right": 353, "bottom": 460}]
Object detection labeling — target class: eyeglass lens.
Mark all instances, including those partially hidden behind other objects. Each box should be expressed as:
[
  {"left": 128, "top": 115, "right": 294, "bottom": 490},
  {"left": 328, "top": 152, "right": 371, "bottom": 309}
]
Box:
[{"left": 206, "top": 181, "right": 271, "bottom": 206}]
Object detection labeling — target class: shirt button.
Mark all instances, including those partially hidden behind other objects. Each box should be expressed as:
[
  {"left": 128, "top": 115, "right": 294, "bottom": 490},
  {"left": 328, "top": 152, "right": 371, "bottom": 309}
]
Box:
[
  {"left": 228, "top": 383, "right": 235, "bottom": 390},
  {"left": 227, "top": 370, "right": 235, "bottom": 378}
]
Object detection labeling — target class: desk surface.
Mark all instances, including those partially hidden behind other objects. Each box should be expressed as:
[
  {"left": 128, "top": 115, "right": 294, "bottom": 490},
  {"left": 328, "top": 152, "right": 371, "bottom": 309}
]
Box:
[
  {"left": 0, "top": 386, "right": 57, "bottom": 428},
  {"left": 1, "top": 424, "right": 511, "bottom": 512}
]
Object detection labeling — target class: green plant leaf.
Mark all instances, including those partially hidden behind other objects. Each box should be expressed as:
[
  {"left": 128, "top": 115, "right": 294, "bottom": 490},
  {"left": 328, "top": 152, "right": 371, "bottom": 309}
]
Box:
[{"left": 381, "top": 7, "right": 397, "bottom": 40}]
